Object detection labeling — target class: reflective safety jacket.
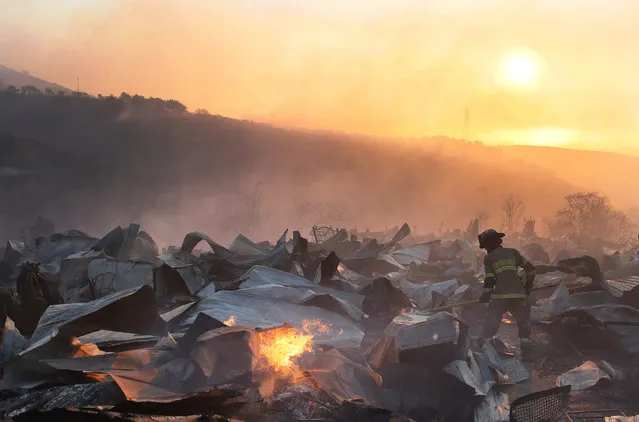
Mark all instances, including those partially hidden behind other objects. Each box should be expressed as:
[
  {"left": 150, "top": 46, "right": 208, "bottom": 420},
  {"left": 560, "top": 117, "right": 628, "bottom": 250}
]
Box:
[{"left": 483, "top": 246, "right": 535, "bottom": 299}]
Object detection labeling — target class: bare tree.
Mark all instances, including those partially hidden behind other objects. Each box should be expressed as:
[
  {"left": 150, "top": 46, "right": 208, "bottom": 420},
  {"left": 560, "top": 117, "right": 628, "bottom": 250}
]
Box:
[
  {"left": 476, "top": 209, "right": 490, "bottom": 230},
  {"left": 316, "top": 202, "right": 349, "bottom": 225},
  {"left": 557, "top": 192, "right": 606, "bottom": 235},
  {"left": 502, "top": 195, "right": 525, "bottom": 234},
  {"left": 608, "top": 210, "right": 635, "bottom": 243},
  {"left": 556, "top": 192, "right": 635, "bottom": 242}
]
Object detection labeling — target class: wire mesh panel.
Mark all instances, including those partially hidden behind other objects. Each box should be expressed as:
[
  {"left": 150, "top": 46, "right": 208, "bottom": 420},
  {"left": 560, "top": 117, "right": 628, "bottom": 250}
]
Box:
[
  {"left": 510, "top": 386, "right": 571, "bottom": 422},
  {"left": 310, "top": 226, "right": 338, "bottom": 243}
]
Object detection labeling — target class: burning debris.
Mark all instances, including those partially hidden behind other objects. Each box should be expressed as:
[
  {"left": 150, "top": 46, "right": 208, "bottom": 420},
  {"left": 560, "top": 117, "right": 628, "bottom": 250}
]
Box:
[
  {"left": 0, "top": 220, "right": 638, "bottom": 421},
  {"left": 257, "top": 320, "right": 330, "bottom": 375},
  {"left": 254, "top": 320, "right": 331, "bottom": 400},
  {"left": 258, "top": 324, "right": 313, "bottom": 374}
]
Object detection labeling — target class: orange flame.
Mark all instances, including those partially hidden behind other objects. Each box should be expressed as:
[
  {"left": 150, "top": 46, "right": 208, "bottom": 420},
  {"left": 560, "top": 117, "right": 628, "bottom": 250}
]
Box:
[
  {"left": 258, "top": 325, "right": 313, "bottom": 374},
  {"left": 224, "top": 315, "right": 236, "bottom": 326},
  {"left": 257, "top": 319, "right": 331, "bottom": 374},
  {"left": 254, "top": 319, "right": 331, "bottom": 399}
]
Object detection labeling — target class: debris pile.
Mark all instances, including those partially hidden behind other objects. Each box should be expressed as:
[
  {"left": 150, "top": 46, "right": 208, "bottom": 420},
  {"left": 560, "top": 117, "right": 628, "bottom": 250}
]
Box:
[{"left": 0, "top": 220, "right": 638, "bottom": 421}]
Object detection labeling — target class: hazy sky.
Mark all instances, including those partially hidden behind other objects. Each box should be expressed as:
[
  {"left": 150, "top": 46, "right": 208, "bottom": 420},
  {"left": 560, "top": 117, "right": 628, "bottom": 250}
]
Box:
[{"left": 1, "top": 0, "right": 639, "bottom": 154}]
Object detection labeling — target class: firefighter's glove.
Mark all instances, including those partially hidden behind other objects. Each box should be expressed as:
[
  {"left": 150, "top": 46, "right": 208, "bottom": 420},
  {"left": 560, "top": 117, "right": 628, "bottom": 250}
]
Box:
[{"left": 479, "top": 291, "right": 492, "bottom": 303}]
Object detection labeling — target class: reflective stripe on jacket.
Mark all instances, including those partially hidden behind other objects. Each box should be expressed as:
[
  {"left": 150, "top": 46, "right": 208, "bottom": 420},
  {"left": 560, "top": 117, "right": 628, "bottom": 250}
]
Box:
[{"left": 483, "top": 247, "right": 535, "bottom": 299}]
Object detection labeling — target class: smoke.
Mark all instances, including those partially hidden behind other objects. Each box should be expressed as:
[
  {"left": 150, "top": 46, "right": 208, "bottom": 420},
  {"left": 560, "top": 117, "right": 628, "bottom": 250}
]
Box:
[
  {"left": 2, "top": 112, "right": 637, "bottom": 250},
  {"left": 2, "top": 1, "right": 639, "bottom": 150},
  {"left": 2, "top": 1, "right": 639, "bottom": 244}
]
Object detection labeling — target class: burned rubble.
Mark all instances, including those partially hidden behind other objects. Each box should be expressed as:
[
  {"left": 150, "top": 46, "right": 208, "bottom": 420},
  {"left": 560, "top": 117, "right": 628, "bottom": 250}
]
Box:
[{"left": 0, "top": 220, "right": 639, "bottom": 421}]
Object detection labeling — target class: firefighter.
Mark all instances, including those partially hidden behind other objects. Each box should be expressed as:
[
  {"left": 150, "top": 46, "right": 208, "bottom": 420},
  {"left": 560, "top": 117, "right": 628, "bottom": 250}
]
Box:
[{"left": 478, "top": 229, "right": 536, "bottom": 357}]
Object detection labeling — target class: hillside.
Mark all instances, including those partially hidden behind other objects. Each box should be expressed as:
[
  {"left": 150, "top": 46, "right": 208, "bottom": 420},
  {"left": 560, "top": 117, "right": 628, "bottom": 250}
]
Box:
[
  {"left": 412, "top": 137, "right": 639, "bottom": 212},
  {"left": 501, "top": 145, "right": 639, "bottom": 210},
  {"left": 0, "top": 65, "right": 71, "bottom": 93},
  {"left": 0, "top": 91, "right": 588, "bottom": 245}
]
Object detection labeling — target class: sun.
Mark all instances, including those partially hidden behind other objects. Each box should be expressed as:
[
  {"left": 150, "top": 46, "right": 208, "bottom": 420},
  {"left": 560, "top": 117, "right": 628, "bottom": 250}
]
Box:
[{"left": 500, "top": 51, "right": 539, "bottom": 87}]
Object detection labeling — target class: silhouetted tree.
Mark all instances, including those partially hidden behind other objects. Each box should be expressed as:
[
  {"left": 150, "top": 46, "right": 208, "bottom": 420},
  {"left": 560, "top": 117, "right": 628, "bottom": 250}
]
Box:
[
  {"left": 95, "top": 95, "right": 125, "bottom": 119},
  {"left": 5, "top": 85, "right": 18, "bottom": 94},
  {"left": 148, "top": 97, "right": 166, "bottom": 111},
  {"left": 165, "top": 99, "right": 187, "bottom": 113},
  {"left": 44, "top": 88, "right": 55, "bottom": 96},
  {"left": 195, "top": 108, "right": 210, "bottom": 115},
  {"left": 20, "top": 85, "right": 41, "bottom": 96},
  {"left": 119, "top": 92, "right": 132, "bottom": 101},
  {"left": 131, "top": 94, "right": 146, "bottom": 104},
  {"left": 556, "top": 192, "right": 635, "bottom": 242}
]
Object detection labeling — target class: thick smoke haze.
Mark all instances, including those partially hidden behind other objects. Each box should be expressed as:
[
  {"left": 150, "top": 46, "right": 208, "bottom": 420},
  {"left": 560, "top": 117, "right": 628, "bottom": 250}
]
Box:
[
  {"left": 2, "top": 93, "right": 638, "bottom": 249},
  {"left": 2, "top": 1, "right": 639, "bottom": 153},
  {"left": 2, "top": 1, "right": 639, "bottom": 246}
]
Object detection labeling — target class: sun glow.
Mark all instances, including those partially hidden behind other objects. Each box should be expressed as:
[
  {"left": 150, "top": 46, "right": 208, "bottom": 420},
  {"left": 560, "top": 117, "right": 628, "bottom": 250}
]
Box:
[
  {"left": 500, "top": 51, "right": 540, "bottom": 87},
  {"left": 479, "top": 127, "right": 578, "bottom": 147}
]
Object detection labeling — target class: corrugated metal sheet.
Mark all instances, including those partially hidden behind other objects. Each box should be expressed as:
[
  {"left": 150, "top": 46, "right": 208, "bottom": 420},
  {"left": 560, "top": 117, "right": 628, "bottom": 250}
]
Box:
[
  {"left": 88, "top": 259, "right": 154, "bottom": 298},
  {"left": 604, "top": 277, "right": 639, "bottom": 298},
  {"left": 180, "top": 231, "right": 233, "bottom": 258},
  {"left": 568, "top": 291, "right": 618, "bottom": 308},
  {"left": 367, "top": 311, "right": 470, "bottom": 370},
  {"left": 606, "top": 261, "right": 639, "bottom": 281},
  {"left": 173, "top": 266, "right": 208, "bottom": 295},
  {"left": 579, "top": 306, "right": 639, "bottom": 354},
  {"left": 23, "top": 285, "right": 167, "bottom": 354},
  {"left": 153, "top": 255, "right": 209, "bottom": 296},
  {"left": 229, "top": 234, "right": 268, "bottom": 257},
  {"left": 534, "top": 271, "right": 590, "bottom": 289},
  {"left": 59, "top": 249, "right": 108, "bottom": 290},
  {"left": 389, "top": 243, "right": 431, "bottom": 266}
]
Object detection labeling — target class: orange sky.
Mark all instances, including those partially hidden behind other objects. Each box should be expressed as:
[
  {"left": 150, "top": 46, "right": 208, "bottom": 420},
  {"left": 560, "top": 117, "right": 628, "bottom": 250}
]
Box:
[{"left": 1, "top": 0, "right": 638, "bottom": 155}]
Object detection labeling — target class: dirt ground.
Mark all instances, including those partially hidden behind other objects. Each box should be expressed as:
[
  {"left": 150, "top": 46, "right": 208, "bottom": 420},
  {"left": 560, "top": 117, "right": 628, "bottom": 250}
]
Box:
[{"left": 495, "top": 316, "right": 639, "bottom": 420}]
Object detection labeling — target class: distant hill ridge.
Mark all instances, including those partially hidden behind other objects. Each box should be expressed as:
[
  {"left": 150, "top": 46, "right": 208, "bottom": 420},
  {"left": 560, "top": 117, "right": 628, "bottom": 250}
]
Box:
[
  {"left": 0, "top": 65, "right": 71, "bottom": 93},
  {"left": 0, "top": 91, "right": 582, "bottom": 243},
  {"left": 0, "top": 67, "right": 637, "bottom": 242}
]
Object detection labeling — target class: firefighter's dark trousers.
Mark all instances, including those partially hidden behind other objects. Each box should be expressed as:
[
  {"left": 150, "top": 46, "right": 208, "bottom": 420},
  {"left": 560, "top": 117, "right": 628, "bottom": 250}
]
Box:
[{"left": 481, "top": 297, "right": 531, "bottom": 339}]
